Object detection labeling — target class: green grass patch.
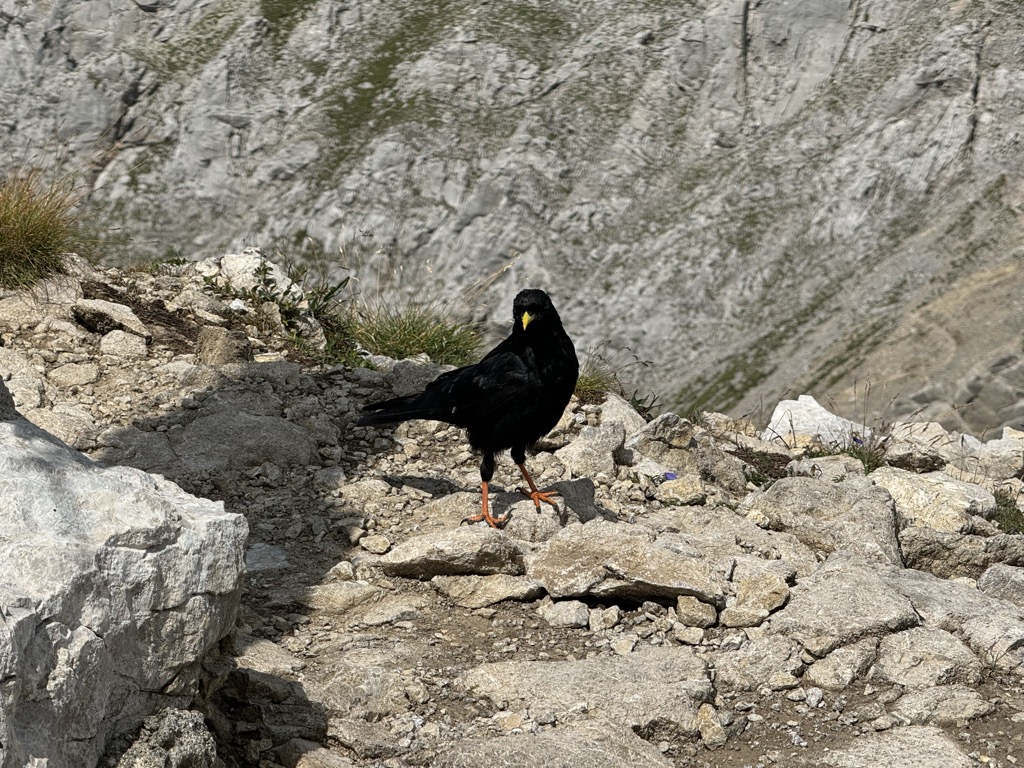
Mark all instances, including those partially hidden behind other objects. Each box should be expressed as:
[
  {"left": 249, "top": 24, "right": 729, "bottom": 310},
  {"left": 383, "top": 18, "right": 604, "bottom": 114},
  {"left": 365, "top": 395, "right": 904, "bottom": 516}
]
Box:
[
  {"left": 352, "top": 303, "right": 479, "bottom": 366},
  {"left": 994, "top": 488, "right": 1024, "bottom": 535},
  {"left": 0, "top": 170, "right": 81, "bottom": 289}
]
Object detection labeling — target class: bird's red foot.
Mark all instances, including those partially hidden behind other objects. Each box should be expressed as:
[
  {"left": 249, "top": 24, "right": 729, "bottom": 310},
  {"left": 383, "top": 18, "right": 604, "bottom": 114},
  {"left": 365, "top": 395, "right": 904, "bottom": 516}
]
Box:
[
  {"left": 460, "top": 480, "right": 509, "bottom": 528},
  {"left": 462, "top": 509, "right": 510, "bottom": 528},
  {"left": 518, "top": 487, "right": 560, "bottom": 511}
]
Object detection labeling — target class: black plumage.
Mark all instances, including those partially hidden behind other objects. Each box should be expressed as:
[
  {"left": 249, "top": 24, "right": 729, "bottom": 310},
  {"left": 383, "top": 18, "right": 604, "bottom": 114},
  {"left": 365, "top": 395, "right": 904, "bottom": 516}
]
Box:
[{"left": 356, "top": 289, "right": 579, "bottom": 527}]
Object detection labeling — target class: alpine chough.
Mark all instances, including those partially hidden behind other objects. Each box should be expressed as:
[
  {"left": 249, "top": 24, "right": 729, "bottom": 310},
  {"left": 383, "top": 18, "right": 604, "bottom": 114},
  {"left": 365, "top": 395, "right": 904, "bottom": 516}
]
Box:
[{"left": 356, "top": 289, "right": 579, "bottom": 527}]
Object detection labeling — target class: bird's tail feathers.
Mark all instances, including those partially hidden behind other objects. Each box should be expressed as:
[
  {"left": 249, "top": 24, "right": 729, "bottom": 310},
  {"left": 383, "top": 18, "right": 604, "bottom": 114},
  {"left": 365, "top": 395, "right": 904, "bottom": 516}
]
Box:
[{"left": 356, "top": 394, "right": 440, "bottom": 426}]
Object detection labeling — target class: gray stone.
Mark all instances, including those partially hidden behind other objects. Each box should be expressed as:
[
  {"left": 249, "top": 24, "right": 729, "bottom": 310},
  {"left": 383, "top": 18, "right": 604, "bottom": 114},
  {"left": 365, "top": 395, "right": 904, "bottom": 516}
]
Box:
[
  {"left": 358, "top": 534, "right": 391, "bottom": 554},
  {"left": 821, "top": 725, "right": 975, "bottom": 768},
  {"left": 675, "top": 595, "right": 717, "bottom": 628},
  {"left": 731, "top": 556, "right": 793, "bottom": 614},
  {"left": 696, "top": 703, "right": 728, "bottom": 749},
  {"left": 762, "top": 396, "right": 869, "bottom": 449},
  {"left": 871, "top": 466, "right": 996, "bottom": 533},
  {"left": 537, "top": 599, "right": 591, "bottom": 628},
  {"left": 245, "top": 542, "right": 289, "bottom": 572},
  {"left": 527, "top": 521, "right": 727, "bottom": 603},
  {"left": 111, "top": 708, "right": 216, "bottom": 768},
  {"left": 554, "top": 423, "right": 624, "bottom": 479},
  {"left": 885, "top": 567, "right": 1024, "bottom": 674},
  {"left": 654, "top": 473, "right": 706, "bottom": 505},
  {"left": 711, "top": 636, "right": 805, "bottom": 691},
  {"left": 72, "top": 298, "right": 151, "bottom": 340},
  {"left": 47, "top": 361, "right": 101, "bottom": 388},
  {"left": 868, "top": 627, "right": 982, "bottom": 689},
  {"left": 169, "top": 410, "right": 317, "bottom": 472},
  {"left": 889, "top": 685, "right": 995, "bottom": 726},
  {"left": 742, "top": 475, "right": 902, "bottom": 565},
  {"left": 804, "top": 637, "right": 878, "bottom": 691},
  {"left": 196, "top": 325, "right": 253, "bottom": 364},
  {"left": 295, "top": 581, "right": 382, "bottom": 613},
  {"left": 432, "top": 574, "right": 544, "bottom": 609},
  {"left": 622, "top": 413, "right": 699, "bottom": 471},
  {"left": 100, "top": 329, "right": 148, "bottom": 358},
  {"left": 0, "top": 416, "right": 246, "bottom": 767},
  {"left": 599, "top": 392, "right": 648, "bottom": 438},
  {"left": 787, "top": 454, "right": 865, "bottom": 482},
  {"left": 589, "top": 605, "right": 622, "bottom": 631},
  {"left": 767, "top": 555, "right": 919, "bottom": 657},
  {"left": 0, "top": 379, "right": 18, "bottom": 420},
  {"left": 462, "top": 647, "right": 712, "bottom": 739},
  {"left": 899, "top": 525, "right": 1024, "bottom": 579},
  {"left": 379, "top": 528, "right": 527, "bottom": 578},
  {"left": 977, "top": 563, "right": 1024, "bottom": 607},
  {"left": 433, "top": 719, "right": 674, "bottom": 768}
]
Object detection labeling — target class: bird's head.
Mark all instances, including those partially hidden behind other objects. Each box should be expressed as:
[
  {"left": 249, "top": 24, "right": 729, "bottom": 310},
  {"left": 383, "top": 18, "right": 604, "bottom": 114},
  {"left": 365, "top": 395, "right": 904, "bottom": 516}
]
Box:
[{"left": 512, "top": 289, "right": 560, "bottom": 333}]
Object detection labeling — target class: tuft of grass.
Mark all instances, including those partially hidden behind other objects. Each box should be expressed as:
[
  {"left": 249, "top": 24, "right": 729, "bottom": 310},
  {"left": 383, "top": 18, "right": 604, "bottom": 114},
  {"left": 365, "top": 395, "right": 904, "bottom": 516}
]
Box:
[
  {"left": 993, "top": 487, "right": 1024, "bottom": 534},
  {"left": 0, "top": 170, "right": 81, "bottom": 289},
  {"left": 352, "top": 304, "right": 479, "bottom": 367},
  {"left": 575, "top": 353, "right": 620, "bottom": 405}
]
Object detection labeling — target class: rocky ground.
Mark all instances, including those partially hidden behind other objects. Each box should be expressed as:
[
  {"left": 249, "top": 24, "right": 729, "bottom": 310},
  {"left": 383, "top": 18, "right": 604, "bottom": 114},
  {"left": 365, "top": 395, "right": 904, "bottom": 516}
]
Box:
[{"left": 3, "top": 252, "right": 1024, "bottom": 768}]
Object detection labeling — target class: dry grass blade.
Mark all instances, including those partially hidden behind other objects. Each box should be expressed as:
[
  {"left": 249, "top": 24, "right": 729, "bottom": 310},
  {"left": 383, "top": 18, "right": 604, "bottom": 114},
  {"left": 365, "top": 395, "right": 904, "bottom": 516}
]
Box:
[{"left": 0, "top": 170, "right": 80, "bottom": 289}]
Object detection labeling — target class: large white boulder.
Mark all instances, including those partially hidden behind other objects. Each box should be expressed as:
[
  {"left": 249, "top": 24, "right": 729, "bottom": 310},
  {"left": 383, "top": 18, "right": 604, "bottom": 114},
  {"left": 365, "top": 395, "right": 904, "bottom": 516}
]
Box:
[{"left": 0, "top": 380, "right": 247, "bottom": 767}]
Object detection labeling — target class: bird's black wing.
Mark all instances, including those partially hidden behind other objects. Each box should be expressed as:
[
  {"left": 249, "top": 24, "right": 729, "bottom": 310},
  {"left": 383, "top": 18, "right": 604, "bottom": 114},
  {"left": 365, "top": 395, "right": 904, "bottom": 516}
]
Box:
[{"left": 356, "top": 336, "right": 540, "bottom": 427}]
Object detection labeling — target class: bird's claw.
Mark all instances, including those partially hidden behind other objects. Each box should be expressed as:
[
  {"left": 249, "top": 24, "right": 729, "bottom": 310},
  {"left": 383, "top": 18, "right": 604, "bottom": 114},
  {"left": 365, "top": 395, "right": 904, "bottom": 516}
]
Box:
[
  {"left": 462, "top": 511, "right": 511, "bottom": 529},
  {"left": 518, "top": 487, "right": 560, "bottom": 512}
]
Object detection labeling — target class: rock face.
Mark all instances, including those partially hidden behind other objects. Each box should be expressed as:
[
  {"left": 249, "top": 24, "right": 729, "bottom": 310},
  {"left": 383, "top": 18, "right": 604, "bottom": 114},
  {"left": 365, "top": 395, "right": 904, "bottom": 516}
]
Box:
[
  {"left": 0, "top": 381, "right": 247, "bottom": 767},
  {"left": 3, "top": 1, "right": 1024, "bottom": 431},
  {"left": 4, "top": 259, "right": 1024, "bottom": 767}
]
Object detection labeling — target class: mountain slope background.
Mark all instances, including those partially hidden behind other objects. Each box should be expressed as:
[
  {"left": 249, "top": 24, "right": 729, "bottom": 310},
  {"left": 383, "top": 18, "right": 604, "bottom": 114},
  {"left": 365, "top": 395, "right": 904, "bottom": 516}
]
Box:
[{"left": 2, "top": 0, "right": 1023, "bottom": 434}]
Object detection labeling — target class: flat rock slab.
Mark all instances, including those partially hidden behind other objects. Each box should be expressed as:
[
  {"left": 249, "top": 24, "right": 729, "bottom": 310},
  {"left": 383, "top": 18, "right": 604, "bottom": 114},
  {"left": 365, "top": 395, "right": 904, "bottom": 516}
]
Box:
[
  {"left": 527, "top": 521, "right": 727, "bottom": 603},
  {"left": 889, "top": 684, "right": 995, "bottom": 726},
  {"left": 432, "top": 574, "right": 545, "bottom": 608},
  {"left": 821, "top": 726, "right": 974, "bottom": 768},
  {"left": 871, "top": 467, "right": 996, "bottom": 533},
  {"left": 868, "top": 627, "right": 982, "bottom": 688},
  {"left": 462, "top": 647, "right": 712, "bottom": 740},
  {"left": 379, "top": 528, "right": 527, "bottom": 578},
  {"left": 742, "top": 476, "right": 901, "bottom": 565},
  {"left": 433, "top": 719, "right": 673, "bottom": 768},
  {"left": 768, "top": 556, "right": 919, "bottom": 656}
]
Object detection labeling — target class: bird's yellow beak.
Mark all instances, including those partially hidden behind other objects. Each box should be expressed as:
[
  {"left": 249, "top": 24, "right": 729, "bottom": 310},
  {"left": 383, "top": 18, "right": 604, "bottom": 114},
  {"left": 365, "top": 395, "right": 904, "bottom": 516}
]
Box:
[{"left": 521, "top": 311, "right": 533, "bottom": 330}]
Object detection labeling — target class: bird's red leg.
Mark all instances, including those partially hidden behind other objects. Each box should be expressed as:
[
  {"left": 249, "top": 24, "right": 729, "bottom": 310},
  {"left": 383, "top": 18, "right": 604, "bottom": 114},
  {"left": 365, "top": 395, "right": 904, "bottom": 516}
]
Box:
[
  {"left": 516, "top": 462, "right": 560, "bottom": 511},
  {"left": 462, "top": 481, "right": 510, "bottom": 528}
]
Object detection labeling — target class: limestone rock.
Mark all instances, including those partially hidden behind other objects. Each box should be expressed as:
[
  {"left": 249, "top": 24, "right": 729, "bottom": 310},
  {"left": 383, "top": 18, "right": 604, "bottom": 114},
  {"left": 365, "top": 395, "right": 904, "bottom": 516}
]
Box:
[
  {"left": 554, "top": 423, "right": 624, "bottom": 479},
  {"left": 711, "top": 636, "right": 805, "bottom": 692},
  {"left": 762, "top": 396, "right": 869, "bottom": 449},
  {"left": 889, "top": 685, "right": 995, "bottom": 726},
  {"left": 379, "top": 528, "right": 527, "bottom": 578},
  {"left": 598, "top": 392, "right": 648, "bottom": 438},
  {"left": 527, "top": 521, "right": 727, "bottom": 603},
  {"left": 768, "top": 556, "right": 919, "bottom": 657},
  {"left": 537, "top": 599, "right": 590, "bottom": 628},
  {"left": 741, "top": 475, "right": 902, "bottom": 565},
  {"left": 868, "top": 627, "right": 982, "bottom": 688},
  {"left": 432, "top": 574, "right": 544, "bottom": 609},
  {"left": 899, "top": 526, "right": 1024, "bottom": 579},
  {"left": 977, "top": 563, "right": 1024, "bottom": 607},
  {"left": 0, "top": 416, "right": 247, "bottom": 767},
  {"left": 100, "top": 330, "right": 149, "bottom": 358},
  {"left": 72, "top": 298, "right": 151, "bottom": 340},
  {"left": 110, "top": 708, "right": 217, "bottom": 768},
  {"left": 462, "top": 647, "right": 712, "bottom": 739},
  {"left": 821, "top": 725, "right": 975, "bottom": 768},
  {"left": 433, "top": 719, "right": 674, "bottom": 768},
  {"left": 871, "top": 466, "right": 996, "bottom": 533},
  {"left": 196, "top": 325, "right": 253, "bottom": 364},
  {"left": 805, "top": 637, "right": 878, "bottom": 691}
]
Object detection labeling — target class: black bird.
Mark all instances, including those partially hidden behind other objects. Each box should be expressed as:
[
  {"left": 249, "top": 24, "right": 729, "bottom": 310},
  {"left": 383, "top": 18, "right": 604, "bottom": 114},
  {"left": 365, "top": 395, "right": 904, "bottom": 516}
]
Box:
[{"left": 356, "top": 289, "right": 579, "bottom": 527}]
